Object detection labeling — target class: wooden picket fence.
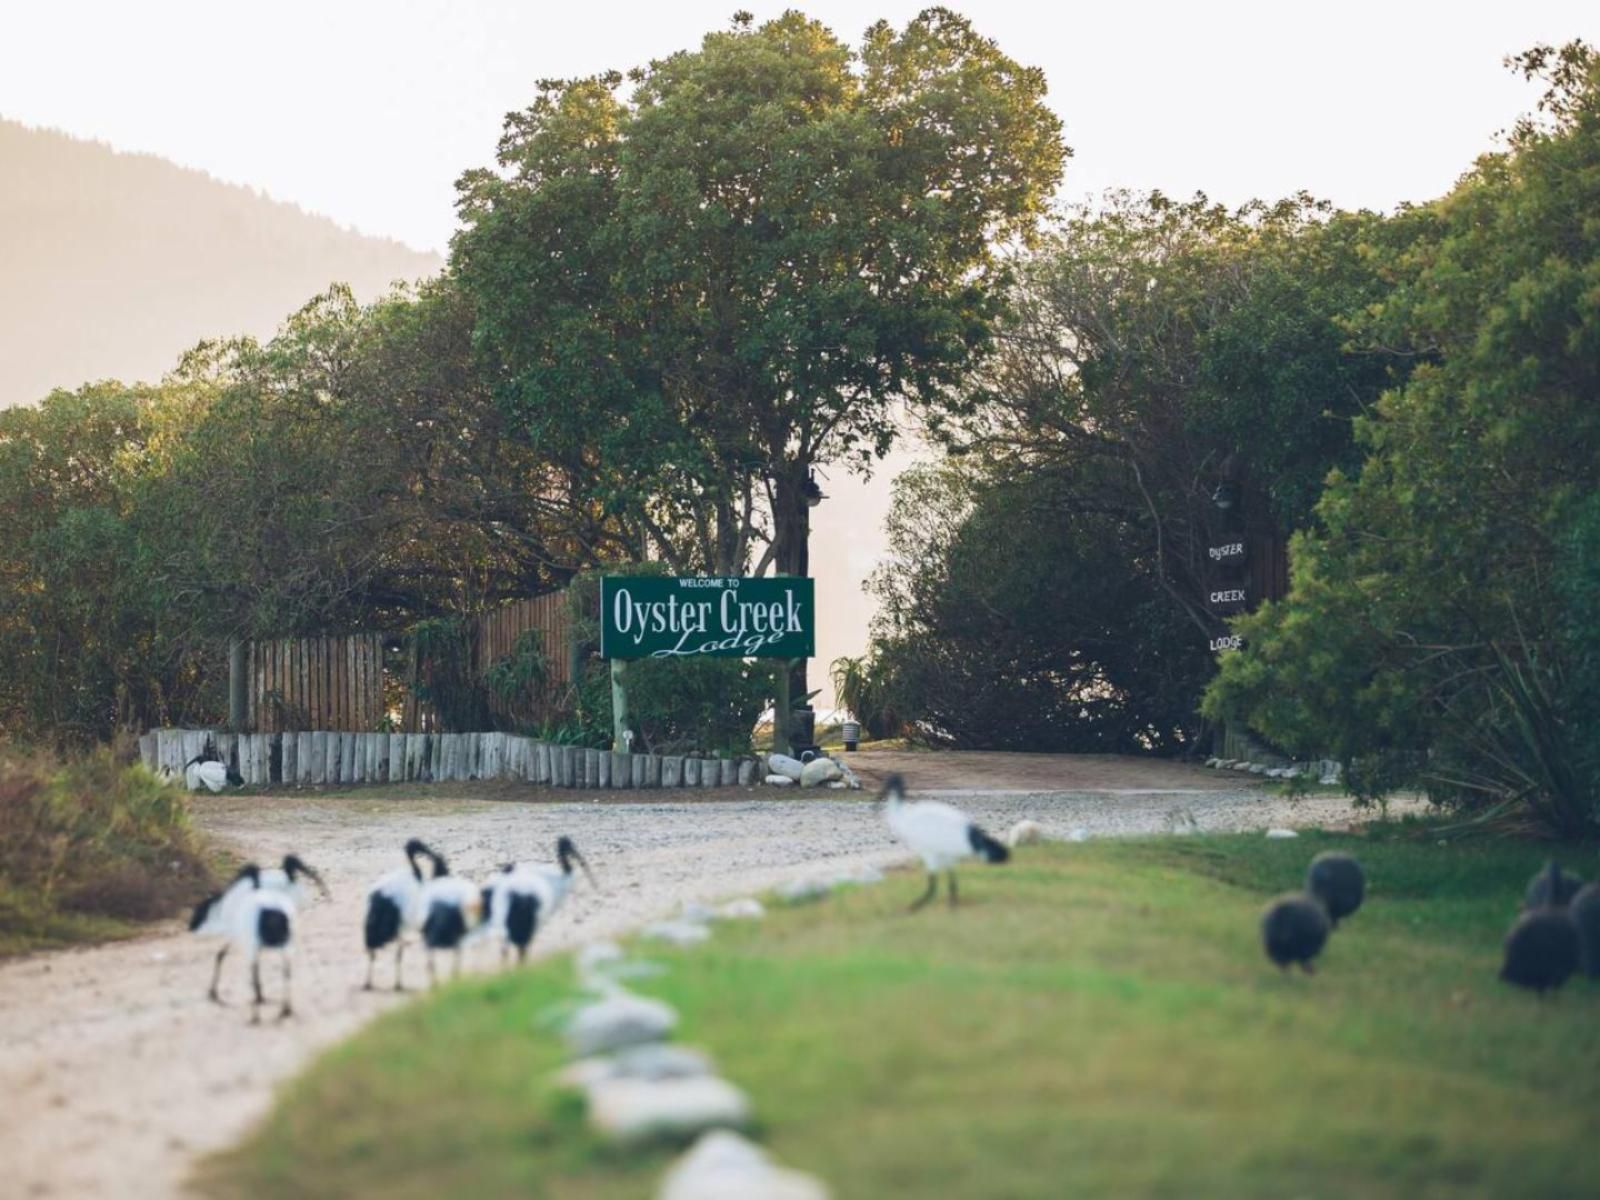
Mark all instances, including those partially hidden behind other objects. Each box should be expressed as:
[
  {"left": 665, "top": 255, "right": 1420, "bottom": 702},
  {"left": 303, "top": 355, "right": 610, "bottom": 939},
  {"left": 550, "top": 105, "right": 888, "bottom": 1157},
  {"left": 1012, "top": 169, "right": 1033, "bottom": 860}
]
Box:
[
  {"left": 140, "top": 727, "right": 759, "bottom": 791},
  {"left": 246, "top": 634, "right": 385, "bottom": 734}
]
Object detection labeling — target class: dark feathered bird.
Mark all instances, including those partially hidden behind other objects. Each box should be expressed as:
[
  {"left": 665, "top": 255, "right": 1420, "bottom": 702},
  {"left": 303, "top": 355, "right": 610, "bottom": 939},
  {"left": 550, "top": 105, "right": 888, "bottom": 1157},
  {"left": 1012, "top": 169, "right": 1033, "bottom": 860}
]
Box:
[
  {"left": 1567, "top": 882, "right": 1600, "bottom": 979},
  {"left": 1500, "top": 861, "right": 1580, "bottom": 996},
  {"left": 1306, "top": 852, "right": 1365, "bottom": 927},
  {"left": 1261, "top": 892, "right": 1330, "bottom": 973},
  {"left": 1523, "top": 861, "right": 1584, "bottom": 910}
]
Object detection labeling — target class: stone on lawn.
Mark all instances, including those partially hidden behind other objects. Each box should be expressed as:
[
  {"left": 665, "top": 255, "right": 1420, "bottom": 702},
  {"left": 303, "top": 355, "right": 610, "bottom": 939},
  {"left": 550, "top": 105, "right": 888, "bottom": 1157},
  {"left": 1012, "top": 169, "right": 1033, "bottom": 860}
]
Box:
[
  {"left": 658, "top": 1130, "right": 831, "bottom": 1200},
  {"left": 587, "top": 1075, "right": 752, "bottom": 1144},
  {"left": 681, "top": 901, "right": 718, "bottom": 924},
  {"left": 776, "top": 877, "right": 831, "bottom": 903},
  {"left": 642, "top": 919, "right": 712, "bottom": 947},
  {"left": 799, "top": 757, "right": 843, "bottom": 787},
  {"left": 1007, "top": 818, "right": 1045, "bottom": 847},
  {"left": 566, "top": 991, "right": 679, "bottom": 1058},
  {"left": 764, "top": 774, "right": 795, "bottom": 786},
  {"left": 828, "top": 865, "right": 884, "bottom": 887},
  {"left": 560, "top": 1043, "right": 715, "bottom": 1090},
  {"left": 576, "top": 940, "right": 627, "bottom": 985},
  {"left": 766, "top": 753, "right": 804, "bottom": 781},
  {"left": 1264, "top": 828, "right": 1299, "bottom": 839},
  {"left": 717, "top": 898, "right": 765, "bottom": 920}
]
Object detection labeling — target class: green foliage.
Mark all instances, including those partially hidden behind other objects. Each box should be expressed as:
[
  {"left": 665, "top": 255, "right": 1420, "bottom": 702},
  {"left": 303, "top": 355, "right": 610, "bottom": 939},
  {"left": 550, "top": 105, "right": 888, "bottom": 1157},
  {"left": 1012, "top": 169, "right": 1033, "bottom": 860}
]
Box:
[
  {"left": 867, "top": 462, "right": 1210, "bottom": 751},
  {"left": 453, "top": 8, "right": 1066, "bottom": 574},
  {"left": 1206, "top": 42, "right": 1600, "bottom": 834},
  {"left": 0, "top": 745, "right": 213, "bottom": 955},
  {"left": 206, "top": 835, "right": 1600, "bottom": 1200},
  {"left": 408, "top": 617, "right": 492, "bottom": 734},
  {"left": 482, "top": 630, "right": 550, "bottom": 711}
]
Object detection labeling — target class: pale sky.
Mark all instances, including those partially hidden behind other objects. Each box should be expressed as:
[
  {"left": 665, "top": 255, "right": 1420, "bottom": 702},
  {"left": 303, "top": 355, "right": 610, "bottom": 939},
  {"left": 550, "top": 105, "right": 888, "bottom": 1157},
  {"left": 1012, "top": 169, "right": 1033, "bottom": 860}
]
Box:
[{"left": 3, "top": 0, "right": 1595, "bottom": 712}]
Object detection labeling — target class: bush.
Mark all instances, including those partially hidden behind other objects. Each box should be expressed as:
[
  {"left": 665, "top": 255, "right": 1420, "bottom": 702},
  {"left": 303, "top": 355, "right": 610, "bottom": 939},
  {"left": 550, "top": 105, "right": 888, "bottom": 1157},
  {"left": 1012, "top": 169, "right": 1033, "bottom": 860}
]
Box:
[{"left": 0, "top": 746, "right": 213, "bottom": 954}]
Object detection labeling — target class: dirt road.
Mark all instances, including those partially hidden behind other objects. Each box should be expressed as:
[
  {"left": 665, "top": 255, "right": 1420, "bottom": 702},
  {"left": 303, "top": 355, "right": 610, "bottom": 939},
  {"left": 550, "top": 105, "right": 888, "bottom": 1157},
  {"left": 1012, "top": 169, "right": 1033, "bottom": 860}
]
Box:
[{"left": 0, "top": 767, "right": 1368, "bottom": 1198}]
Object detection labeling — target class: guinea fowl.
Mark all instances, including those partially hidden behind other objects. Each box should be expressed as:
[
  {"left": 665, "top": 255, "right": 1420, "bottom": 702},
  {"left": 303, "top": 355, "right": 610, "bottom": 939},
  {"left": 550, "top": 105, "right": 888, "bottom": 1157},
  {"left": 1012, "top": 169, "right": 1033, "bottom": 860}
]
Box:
[
  {"left": 1563, "top": 881, "right": 1600, "bottom": 979},
  {"left": 1260, "top": 892, "right": 1330, "bottom": 974},
  {"left": 1523, "top": 862, "right": 1584, "bottom": 910},
  {"left": 1500, "top": 861, "right": 1580, "bottom": 997},
  {"left": 1306, "top": 852, "right": 1365, "bottom": 927}
]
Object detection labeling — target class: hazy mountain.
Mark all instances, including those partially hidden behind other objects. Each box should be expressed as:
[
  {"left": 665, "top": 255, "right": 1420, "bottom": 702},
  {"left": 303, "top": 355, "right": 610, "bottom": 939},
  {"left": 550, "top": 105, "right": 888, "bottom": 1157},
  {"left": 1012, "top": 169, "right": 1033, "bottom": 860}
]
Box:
[{"left": 0, "top": 119, "right": 441, "bottom": 408}]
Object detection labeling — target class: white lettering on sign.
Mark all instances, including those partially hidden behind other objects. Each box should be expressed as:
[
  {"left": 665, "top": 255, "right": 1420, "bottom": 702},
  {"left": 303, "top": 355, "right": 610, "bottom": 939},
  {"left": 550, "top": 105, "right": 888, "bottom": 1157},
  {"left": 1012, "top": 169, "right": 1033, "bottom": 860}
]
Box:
[
  {"left": 1208, "top": 542, "right": 1245, "bottom": 561},
  {"left": 1210, "top": 634, "right": 1244, "bottom": 652},
  {"left": 1209, "top": 589, "right": 1246, "bottom": 604},
  {"left": 605, "top": 584, "right": 806, "bottom": 658}
]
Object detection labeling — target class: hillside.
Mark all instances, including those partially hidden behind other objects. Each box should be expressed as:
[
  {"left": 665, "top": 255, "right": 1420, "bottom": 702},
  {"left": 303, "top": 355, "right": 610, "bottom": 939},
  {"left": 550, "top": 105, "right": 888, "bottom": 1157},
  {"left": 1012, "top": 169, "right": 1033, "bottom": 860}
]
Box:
[{"left": 0, "top": 120, "right": 441, "bottom": 408}]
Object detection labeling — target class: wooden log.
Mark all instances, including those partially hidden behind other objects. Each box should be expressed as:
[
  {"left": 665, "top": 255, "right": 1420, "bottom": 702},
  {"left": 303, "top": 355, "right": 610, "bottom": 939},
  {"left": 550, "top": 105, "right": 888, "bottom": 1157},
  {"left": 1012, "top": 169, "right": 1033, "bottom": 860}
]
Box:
[
  {"left": 720, "top": 759, "right": 738, "bottom": 787},
  {"left": 738, "top": 759, "right": 756, "bottom": 787},
  {"left": 561, "top": 745, "right": 580, "bottom": 788},
  {"left": 305, "top": 732, "right": 324, "bottom": 785},
  {"left": 296, "top": 732, "right": 312, "bottom": 786},
  {"left": 435, "top": 733, "right": 453, "bottom": 782},
  {"left": 682, "top": 757, "right": 700, "bottom": 787},
  {"left": 610, "top": 752, "right": 630, "bottom": 789},
  {"left": 280, "top": 733, "right": 297, "bottom": 786},
  {"left": 138, "top": 731, "right": 156, "bottom": 772},
  {"left": 491, "top": 733, "right": 509, "bottom": 780},
  {"left": 646, "top": 754, "right": 662, "bottom": 787},
  {"left": 350, "top": 734, "right": 366, "bottom": 784},
  {"left": 256, "top": 733, "right": 273, "bottom": 786},
  {"left": 700, "top": 759, "right": 718, "bottom": 789},
  {"left": 411, "top": 734, "right": 428, "bottom": 782},
  {"left": 579, "top": 748, "right": 597, "bottom": 789},
  {"left": 534, "top": 742, "right": 551, "bottom": 785},
  {"left": 662, "top": 755, "right": 683, "bottom": 787},
  {"left": 632, "top": 754, "right": 648, "bottom": 789},
  {"left": 597, "top": 751, "right": 611, "bottom": 788}
]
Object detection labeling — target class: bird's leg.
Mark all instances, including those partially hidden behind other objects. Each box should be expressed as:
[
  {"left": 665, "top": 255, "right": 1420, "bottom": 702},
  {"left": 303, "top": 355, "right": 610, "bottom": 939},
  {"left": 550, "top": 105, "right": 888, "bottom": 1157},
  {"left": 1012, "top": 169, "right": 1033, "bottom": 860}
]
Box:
[
  {"left": 1300, "top": 961, "right": 1317, "bottom": 976},
  {"left": 278, "top": 955, "right": 293, "bottom": 1020},
  {"left": 908, "top": 873, "right": 938, "bottom": 913},
  {"left": 452, "top": 948, "right": 462, "bottom": 980},
  {"left": 393, "top": 942, "right": 406, "bottom": 991},
  {"left": 427, "top": 950, "right": 437, "bottom": 989},
  {"left": 518, "top": 945, "right": 527, "bottom": 965},
  {"left": 250, "top": 958, "right": 263, "bottom": 1025},
  {"left": 363, "top": 950, "right": 375, "bottom": 991},
  {"left": 500, "top": 944, "right": 508, "bottom": 968},
  {"left": 208, "top": 944, "right": 230, "bottom": 1004},
  {"left": 947, "top": 870, "right": 959, "bottom": 909}
]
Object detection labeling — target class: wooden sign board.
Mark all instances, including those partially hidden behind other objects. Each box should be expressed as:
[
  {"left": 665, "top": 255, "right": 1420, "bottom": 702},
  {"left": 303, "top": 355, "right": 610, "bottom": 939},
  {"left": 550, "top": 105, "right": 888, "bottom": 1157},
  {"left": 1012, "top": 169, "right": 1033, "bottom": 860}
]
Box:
[{"left": 1208, "top": 586, "right": 1248, "bottom": 614}]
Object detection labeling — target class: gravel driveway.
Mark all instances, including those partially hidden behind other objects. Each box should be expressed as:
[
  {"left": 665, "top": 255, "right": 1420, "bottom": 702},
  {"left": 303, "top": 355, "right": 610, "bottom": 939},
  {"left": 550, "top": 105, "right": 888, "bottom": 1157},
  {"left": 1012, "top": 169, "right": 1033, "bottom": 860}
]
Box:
[{"left": 0, "top": 778, "right": 1377, "bottom": 1199}]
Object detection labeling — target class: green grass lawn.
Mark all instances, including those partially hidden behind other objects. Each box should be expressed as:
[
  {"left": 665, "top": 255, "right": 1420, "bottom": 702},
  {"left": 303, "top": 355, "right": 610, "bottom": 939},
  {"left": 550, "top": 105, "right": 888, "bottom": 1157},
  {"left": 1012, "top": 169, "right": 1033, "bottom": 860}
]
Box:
[{"left": 202, "top": 832, "right": 1600, "bottom": 1200}]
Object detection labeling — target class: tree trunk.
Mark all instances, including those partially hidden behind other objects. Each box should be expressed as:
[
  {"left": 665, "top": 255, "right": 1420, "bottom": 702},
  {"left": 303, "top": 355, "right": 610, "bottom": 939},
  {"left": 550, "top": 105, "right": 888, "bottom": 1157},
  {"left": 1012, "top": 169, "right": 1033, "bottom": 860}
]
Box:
[
  {"left": 772, "top": 464, "right": 813, "bottom": 745},
  {"left": 228, "top": 638, "right": 248, "bottom": 732}
]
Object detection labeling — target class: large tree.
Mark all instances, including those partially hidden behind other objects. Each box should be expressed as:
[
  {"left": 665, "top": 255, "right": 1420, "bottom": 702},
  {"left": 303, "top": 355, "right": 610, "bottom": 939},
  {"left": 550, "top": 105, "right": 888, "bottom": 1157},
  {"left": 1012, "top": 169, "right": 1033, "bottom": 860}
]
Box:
[{"left": 452, "top": 8, "right": 1066, "bottom": 699}]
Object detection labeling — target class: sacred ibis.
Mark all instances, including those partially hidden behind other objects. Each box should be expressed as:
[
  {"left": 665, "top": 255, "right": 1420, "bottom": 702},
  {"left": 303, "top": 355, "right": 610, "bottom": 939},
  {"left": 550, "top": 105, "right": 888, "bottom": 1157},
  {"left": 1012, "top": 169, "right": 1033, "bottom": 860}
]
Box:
[
  {"left": 1260, "top": 892, "right": 1331, "bottom": 973},
  {"left": 482, "top": 836, "right": 599, "bottom": 965},
  {"left": 189, "top": 854, "right": 327, "bottom": 1003},
  {"left": 879, "top": 773, "right": 1008, "bottom": 911},
  {"left": 361, "top": 838, "right": 444, "bottom": 990},
  {"left": 1500, "top": 861, "right": 1580, "bottom": 997},
  {"left": 183, "top": 737, "right": 243, "bottom": 792},
  {"left": 1306, "top": 851, "right": 1365, "bottom": 927},
  {"left": 416, "top": 858, "right": 486, "bottom": 985}
]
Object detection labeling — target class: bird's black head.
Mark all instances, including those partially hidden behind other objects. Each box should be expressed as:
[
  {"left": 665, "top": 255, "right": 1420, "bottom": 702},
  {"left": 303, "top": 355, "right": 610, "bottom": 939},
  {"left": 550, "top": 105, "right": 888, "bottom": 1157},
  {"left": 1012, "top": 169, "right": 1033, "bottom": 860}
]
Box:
[
  {"left": 879, "top": 774, "right": 906, "bottom": 803},
  {"left": 557, "top": 836, "right": 599, "bottom": 890},
  {"left": 234, "top": 863, "right": 263, "bottom": 889},
  {"left": 188, "top": 892, "right": 220, "bottom": 931},
  {"left": 403, "top": 839, "right": 436, "bottom": 881},
  {"left": 283, "top": 854, "right": 331, "bottom": 900}
]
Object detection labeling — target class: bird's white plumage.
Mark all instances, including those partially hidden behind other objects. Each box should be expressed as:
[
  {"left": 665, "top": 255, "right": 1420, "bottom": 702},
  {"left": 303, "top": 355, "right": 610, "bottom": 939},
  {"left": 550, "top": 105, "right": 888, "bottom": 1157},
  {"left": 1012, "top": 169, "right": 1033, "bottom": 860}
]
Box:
[
  {"left": 886, "top": 795, "right": 981, "bottom": 871},
  {"left": 191, "top": 866, "right": 305, "bottom": 937},
  {"left": 419, "top": 874, "right": 484, "bottom": 930},
  {"left": 185, "top": 760, "right": 229, "bottom": 792},
  {"left": 368, "top": 865, "right": 427, "bottom": 927},
  {"left": 482, "top": 865, "right": 556, "bottom": 944},
  {"left": 231, "top": 888, "right": 296, "bottom": 952}
]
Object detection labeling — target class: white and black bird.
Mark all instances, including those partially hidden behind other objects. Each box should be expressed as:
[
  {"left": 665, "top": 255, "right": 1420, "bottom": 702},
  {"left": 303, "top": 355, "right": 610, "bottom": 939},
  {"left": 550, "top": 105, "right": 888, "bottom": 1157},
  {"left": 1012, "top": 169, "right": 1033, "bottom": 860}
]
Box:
[
  {"left": 189, "top": 857, "right": 326, "bottom": 1021},
  {"left": 1501, "top": 860, "right": 1581, "bottom": 997},
  {"left": 189, "top": 855, "right": 327, "bottom": 1003},
  {"left": 482, "top": 836, "right": 599, "bottom": 964},
  {"left": 361, "top": 839, "right": 445, "bottom": 990},
  {"left": 183, "top": 737, "right": 243, "bottom": 792},
  {"left": 1261, "top": 892, "right": 1331, "bottom": 974},
  {"left": 1306, "top": 851, "right": 1366, "bottom": 927},
  {"left": 880, "top": 773, "right": 1009, "bottom": 911},
  {"left": 416, "top": 855, "right": 486, "bottom": 985}
]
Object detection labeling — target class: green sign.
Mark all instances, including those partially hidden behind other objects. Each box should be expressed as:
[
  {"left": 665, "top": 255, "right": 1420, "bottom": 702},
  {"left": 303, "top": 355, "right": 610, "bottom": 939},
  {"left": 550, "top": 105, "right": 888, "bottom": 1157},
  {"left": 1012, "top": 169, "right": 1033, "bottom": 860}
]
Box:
[{"left": 600, "top": 576, "right": 815, "bottom": 660}]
